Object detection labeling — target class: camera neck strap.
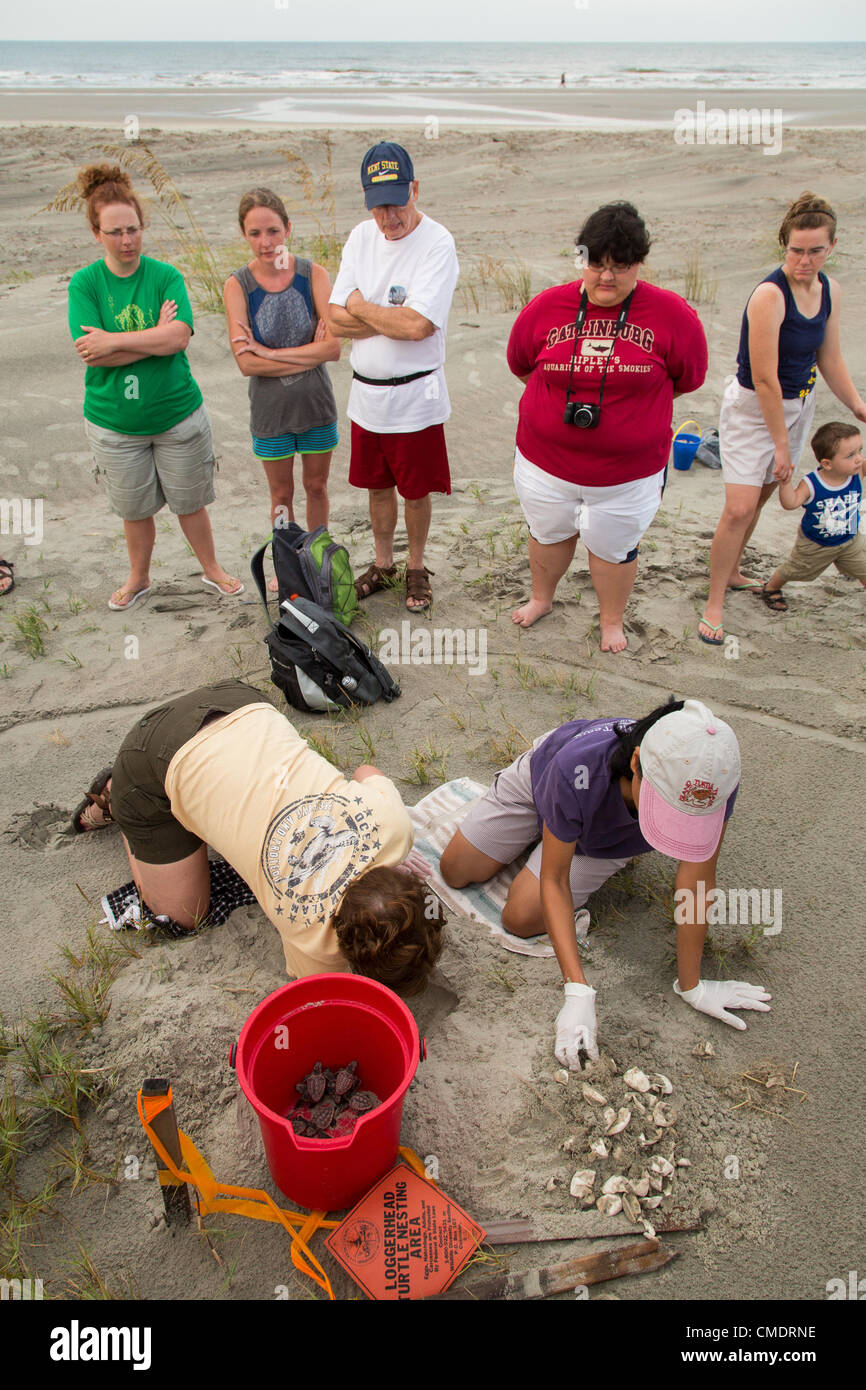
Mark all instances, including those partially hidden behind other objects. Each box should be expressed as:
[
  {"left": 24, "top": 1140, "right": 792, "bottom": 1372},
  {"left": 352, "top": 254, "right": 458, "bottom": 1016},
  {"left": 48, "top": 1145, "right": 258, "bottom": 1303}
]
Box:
[{"left": 563, "top": 287, "right": 635, "bottom": 408}]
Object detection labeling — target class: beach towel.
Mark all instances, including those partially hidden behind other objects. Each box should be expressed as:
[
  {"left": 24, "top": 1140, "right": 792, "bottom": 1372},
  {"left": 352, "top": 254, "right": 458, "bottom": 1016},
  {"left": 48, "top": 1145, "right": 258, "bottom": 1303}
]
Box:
[{"left": 406, "top": 778, "right": 589, "bottom": 958}]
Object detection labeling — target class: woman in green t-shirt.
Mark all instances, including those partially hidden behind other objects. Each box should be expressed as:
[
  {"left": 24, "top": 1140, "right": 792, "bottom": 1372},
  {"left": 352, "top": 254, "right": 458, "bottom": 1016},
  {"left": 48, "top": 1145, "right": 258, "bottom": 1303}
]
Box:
[{"left": 68, "top": 164, "right": 242, "bottom": 610}]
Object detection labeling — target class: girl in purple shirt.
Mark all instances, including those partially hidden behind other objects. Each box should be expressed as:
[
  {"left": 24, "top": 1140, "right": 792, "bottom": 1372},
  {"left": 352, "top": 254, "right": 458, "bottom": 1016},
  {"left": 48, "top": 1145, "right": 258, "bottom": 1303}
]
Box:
[{"left": 441, "top": 698, "right": 769, "bottom": 1069}]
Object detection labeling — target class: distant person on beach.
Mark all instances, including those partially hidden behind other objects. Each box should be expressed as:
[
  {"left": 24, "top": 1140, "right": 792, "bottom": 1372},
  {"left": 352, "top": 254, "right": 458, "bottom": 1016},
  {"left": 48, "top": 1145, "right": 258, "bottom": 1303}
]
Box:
[
  {"left": 699, "top": 191, "right": 866, "bottom": 645},
  {"left": 756, "top": 421, "right": 865, "bottom": 613},
  {"left": 440, "top": 699, "right": 770, "bottom": 1068},
  {"left": 560, "top": 72, "right": 566, "bottom": 87},
  {"left": 224, "top": 188, "right": 341, "bottom": 593},
  {"left": 68, "top": 164, "right": 242, "bottom": 610},
  {"left": 72, "top": 681, "right": 444, "bottom": 992},
  {"left": 507, "top": 202, "right": 707, "bottom": 651},
  {"left": 327, "top": 141, "right": 459, "bottom": 612}
]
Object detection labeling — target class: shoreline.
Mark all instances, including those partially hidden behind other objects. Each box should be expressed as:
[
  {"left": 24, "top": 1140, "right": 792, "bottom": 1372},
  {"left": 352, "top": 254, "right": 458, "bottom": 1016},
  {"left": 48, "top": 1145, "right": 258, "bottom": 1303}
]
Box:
[{"left": 1, "top": 86, "right": 865, "bottom": 129}]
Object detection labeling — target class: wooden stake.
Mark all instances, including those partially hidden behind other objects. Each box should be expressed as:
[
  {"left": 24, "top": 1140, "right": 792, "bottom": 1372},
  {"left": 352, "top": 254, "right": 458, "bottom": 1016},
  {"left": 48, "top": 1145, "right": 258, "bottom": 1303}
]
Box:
[
  {"left": 140, "top": 1077, "right": 191, "bottom": 1225},
  {"left": 433, "top": 1237, "right": 677, "bottom": 1300}
]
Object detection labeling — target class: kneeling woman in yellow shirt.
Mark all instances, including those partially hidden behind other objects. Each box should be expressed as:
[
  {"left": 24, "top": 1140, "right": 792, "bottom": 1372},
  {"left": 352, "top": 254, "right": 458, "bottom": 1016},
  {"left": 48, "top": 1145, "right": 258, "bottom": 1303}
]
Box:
[{"left": 75, "top": 680, "right": 443, "bottom": 996}]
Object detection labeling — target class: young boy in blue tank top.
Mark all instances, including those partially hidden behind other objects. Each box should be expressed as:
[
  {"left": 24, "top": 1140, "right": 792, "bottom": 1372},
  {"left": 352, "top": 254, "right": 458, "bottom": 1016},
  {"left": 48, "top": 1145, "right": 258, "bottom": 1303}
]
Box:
[{"left": 760, "top": 421, "right": 865, "bottom": 611}]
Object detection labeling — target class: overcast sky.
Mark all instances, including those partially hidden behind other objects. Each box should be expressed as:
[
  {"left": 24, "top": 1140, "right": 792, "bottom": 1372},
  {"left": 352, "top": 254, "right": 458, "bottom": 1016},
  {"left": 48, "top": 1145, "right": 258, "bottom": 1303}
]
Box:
[{"left": 3, "top": 0, "right": 865, "bottom": 44}]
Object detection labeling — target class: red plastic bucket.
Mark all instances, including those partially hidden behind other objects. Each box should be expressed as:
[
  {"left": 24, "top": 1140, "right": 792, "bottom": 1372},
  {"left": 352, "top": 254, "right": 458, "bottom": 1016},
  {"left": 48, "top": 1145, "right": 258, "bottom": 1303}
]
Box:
[{"left": 233, "top": 974, "right": 421, "bottom": 1211}]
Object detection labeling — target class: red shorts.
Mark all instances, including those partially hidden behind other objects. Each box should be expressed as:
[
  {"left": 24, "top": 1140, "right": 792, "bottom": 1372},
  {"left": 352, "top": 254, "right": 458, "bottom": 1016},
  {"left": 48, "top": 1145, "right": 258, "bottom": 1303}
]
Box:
[{"left": 349, "top": 422, "right": 451, "bottom": 500}]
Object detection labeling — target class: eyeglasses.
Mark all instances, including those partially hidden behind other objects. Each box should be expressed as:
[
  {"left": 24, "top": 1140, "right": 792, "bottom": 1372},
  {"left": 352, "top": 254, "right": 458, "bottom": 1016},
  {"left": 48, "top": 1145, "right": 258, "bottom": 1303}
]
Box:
[
  {"left": 786, "top": 245, "right": 830, "bottom": 259},
  {"left": 98, "top": 225, "right": 142, "bottom": 238},
  {"left": 585, "top": 261, "right": 634, "bottom": 276}
]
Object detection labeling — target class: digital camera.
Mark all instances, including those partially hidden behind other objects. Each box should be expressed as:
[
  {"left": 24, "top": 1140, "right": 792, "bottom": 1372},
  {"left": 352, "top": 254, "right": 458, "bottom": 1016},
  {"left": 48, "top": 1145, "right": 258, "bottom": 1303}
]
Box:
[{"left": 563, "top": 401, "right": 601, "bottom": 429}]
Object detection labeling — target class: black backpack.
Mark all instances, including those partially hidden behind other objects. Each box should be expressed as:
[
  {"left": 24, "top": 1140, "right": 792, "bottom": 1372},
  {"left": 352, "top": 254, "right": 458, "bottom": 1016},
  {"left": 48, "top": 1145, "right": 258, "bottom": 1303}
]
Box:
[
  {"left": 264, "top": 594, "right": 401, "bottom": 713},
  {"left": 250, "top": 522, "right": 358, "bottom": 626}
]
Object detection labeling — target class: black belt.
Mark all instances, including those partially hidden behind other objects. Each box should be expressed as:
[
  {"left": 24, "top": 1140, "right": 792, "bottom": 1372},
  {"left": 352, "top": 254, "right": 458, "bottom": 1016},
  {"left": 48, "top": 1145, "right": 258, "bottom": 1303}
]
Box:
[{"left": 352, "top": 368, "right": 434, "bottom": 387}]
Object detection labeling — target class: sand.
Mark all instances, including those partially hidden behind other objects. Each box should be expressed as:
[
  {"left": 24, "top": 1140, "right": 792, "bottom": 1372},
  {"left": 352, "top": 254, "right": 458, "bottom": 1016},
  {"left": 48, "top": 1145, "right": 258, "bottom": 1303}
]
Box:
[{"left": 1, "top": 118, "right": 865, "bottom": 1305}]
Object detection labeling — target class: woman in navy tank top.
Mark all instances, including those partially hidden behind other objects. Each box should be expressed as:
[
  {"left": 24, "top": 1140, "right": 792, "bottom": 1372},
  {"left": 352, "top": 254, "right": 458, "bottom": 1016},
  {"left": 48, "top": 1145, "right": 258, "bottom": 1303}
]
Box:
[{"left": 699, "top": 192, "right": 866, "bottom": 645}]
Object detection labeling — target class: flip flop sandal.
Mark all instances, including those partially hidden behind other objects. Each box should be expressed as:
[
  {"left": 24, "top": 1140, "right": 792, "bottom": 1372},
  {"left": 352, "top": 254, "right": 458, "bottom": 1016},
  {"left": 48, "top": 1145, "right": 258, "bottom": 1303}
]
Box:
[
  {"left": 0, "top": 559, "right": 14, "bottom": 597},
  {"left": 728, "top": 579, "right": 763, "bottom": 591},
  {"left": 405, "top": 566, "right": 434, "bottom": 612},
  {"left": 108, "top": 584, "right": 151, "bottom": 611},
  {"left": 354, "top": 562, "right": 398, "bottom": 600},
  {"left": 698, "top": 619, "right": 725, "bottom": 646},
  {"left": 72, "top": 767, "right": 114, "bottom": 834},
  {"left": 202, "top": 576, "right": 245, "bottom": 597},
  {"left": 758, "top": 585, "right": 788, "bottom": 613}
]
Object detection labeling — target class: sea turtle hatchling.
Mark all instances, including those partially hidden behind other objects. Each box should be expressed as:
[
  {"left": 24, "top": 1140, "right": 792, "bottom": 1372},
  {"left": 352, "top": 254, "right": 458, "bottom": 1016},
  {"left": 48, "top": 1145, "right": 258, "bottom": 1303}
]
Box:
[{"left": 286, "top": 1060, "right": 380, "bottom": 1138}]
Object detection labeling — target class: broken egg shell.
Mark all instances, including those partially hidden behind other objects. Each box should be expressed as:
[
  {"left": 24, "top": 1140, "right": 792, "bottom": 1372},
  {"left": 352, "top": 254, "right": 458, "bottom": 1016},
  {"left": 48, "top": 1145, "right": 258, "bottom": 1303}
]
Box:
[
  {"left": 652, "top": 1073, "right": 674, "bottom": 1095},
  {"left": 605, "top": 1106, "right": 632, "bottom": 1136},
  {"left": 596, "top": 1194, "right": 623, "bottom": 1216},
  {"left": 642, "top": 1194, "right": 663, "bottom": 1210},
  {"left": 652, "top": 1103, "right": 675, "bottom": 1128},
  {"left": 623, "top": 1067, "right": 651, "bottom": 1093},
  {"left": 601, "top": 1106, "right": 617, "bottom": 1129},
  {"left": 641, "top": 1219, "right": 657, "bottom": 1239},
  {"left": 601, "top": 1175, "right": 631, "bottom": 1195},
  {"left": 650, "top": 1156, "right": 675, "bottom": 1178},
  {"left": 629, "top": 1175, "right": 650, "bottom": 1198},
  {"left": 589, "top": 1139, "right": 609, "bottom": 1159},
  {"left": 569, "top": 1168, "right": 597, "bottom": 1198},
  {"left": 692, "top": 1040, "right": 716, "bottom": 1058},
  {"left": 581, "top": 1083, "right": 607, "bottom": 1105},
  {"left": 554, "top": 1069, "right": 570, "bottom": 1086},
  {"left": 676, "top": 1157, "right": 691, "bottom": 1168},
  {"left": 649, "top": 1174, "right": 663, "bottom": 1193},
  {"left": 622, "top": 1193, "right": 642, "bottom": 1224},
  {"left": 638, "top": 1129, "right": 663, "bottom": 1148}
]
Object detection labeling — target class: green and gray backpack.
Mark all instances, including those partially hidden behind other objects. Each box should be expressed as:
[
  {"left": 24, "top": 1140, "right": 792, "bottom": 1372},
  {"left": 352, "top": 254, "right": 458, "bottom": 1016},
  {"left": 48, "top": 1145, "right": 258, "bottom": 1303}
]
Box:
[{"left": 250, "top": 521, "right": 358, "bottom": 627}]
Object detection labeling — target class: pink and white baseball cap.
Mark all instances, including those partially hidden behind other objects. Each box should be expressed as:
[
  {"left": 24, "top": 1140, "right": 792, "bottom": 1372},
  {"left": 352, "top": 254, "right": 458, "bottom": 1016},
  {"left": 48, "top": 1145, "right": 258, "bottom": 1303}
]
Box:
[{"left": 637, "top": 700, "right": 741, "bottom": 863}]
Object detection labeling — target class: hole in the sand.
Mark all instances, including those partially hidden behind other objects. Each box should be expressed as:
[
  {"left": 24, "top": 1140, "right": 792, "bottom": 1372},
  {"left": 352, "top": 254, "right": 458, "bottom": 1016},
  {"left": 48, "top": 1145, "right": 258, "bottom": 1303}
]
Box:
[{"left": 5, "top": 804, "right": 79, "bottom": 850}]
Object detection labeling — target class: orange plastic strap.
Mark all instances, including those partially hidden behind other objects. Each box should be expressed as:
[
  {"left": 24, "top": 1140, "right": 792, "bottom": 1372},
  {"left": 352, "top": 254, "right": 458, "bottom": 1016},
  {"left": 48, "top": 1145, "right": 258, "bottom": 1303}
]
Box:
[
  {"left": 137, "top": 1090, "right": 430, "bottom": 1300},
  {"left": 137, "top": 1089, "right": 337, "bottom": 1298}
]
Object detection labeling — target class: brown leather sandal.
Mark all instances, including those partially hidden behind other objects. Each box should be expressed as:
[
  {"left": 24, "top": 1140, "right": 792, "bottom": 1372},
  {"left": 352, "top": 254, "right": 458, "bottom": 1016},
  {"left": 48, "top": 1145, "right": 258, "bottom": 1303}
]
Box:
[
  {"left": 354, "top": 562, "right": 398, "bottom": 600},
  {"left": 405, "top": 566, "right": 434, "bottom": 611},
  {"left": 758, "top": 585, "right": 788, "bottom": 613},
  {"left": 72, "top": 767, "right": 114, "bottom": 834}
]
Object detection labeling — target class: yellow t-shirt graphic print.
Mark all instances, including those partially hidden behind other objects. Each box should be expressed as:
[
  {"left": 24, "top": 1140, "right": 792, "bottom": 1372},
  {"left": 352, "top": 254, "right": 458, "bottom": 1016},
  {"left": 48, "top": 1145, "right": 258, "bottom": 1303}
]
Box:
[{"left": 261, "top": 795, "right": 382, "bottom": 919}]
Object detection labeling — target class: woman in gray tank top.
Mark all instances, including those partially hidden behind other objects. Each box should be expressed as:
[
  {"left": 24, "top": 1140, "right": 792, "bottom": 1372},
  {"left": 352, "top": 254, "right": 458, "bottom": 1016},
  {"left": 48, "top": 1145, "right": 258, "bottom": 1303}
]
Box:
[{"left": 224, "top": 189, "right": 340, "bottom": 590}]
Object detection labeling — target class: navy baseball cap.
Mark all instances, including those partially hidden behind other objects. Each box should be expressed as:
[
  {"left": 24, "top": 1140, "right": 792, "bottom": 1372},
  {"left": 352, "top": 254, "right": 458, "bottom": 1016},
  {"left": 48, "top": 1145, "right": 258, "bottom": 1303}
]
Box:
[{"left": 361, "top": 142, "right": 415, "bottom": 209}]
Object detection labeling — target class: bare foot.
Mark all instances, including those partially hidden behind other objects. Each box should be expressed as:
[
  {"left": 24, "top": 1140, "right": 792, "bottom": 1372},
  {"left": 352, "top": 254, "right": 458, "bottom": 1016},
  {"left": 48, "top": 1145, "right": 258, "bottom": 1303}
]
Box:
[
  {"left": 512, "top": 598, "right": 552, "bottom": 628},
  {"left": 600, "top": 621, "right": 628, "bottom": 653}
]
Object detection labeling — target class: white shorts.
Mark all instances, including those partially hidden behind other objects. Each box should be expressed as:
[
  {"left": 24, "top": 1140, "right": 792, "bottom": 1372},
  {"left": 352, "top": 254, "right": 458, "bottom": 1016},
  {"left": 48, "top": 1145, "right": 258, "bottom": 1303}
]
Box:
[
  {"left": 718, "top": 376, "right": 818, "bottom": 488},
  {"left": 513, "top": 448, "right": 665, "bottom": 563}
]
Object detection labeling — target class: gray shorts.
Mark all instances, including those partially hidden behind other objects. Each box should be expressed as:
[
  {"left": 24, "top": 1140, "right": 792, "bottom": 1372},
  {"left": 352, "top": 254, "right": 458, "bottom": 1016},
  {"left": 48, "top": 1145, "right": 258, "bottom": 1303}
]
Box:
[
  {"left": 459, "top": 737, "right": 631, "bottom": 907},
  {"left": 85, "top": 403, "right": 216, "bottom": 520}
]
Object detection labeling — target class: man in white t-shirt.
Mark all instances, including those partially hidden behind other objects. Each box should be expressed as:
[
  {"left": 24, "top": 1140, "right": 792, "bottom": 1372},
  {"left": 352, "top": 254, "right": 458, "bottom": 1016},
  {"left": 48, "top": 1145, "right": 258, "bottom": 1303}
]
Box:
[{"left": 328, "top": 142, "right": 459, "bottom": 612}]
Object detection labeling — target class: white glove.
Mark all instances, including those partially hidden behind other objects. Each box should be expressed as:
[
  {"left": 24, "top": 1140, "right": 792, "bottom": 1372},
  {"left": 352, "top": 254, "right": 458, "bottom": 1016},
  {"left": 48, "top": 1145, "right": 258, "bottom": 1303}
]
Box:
[
  {"left": 674, "top": 978, "right": 772, "bottom": 1030},
  {"left": 555, "top": 982, "right": 599, "bottom": 1070}
]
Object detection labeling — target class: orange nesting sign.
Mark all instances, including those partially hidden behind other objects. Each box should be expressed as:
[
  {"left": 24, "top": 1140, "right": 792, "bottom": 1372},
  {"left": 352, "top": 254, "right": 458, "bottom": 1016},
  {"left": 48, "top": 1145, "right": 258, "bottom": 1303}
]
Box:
[{"left": 325, "top": 1162, "right": 485, "bottom": 1300}]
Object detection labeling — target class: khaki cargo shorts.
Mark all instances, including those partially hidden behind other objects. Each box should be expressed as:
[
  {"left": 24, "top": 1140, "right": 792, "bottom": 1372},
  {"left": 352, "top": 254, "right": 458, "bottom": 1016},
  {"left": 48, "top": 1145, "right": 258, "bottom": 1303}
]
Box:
[{"left": 85, "top": 403, "right": 216, "bottom": 520}]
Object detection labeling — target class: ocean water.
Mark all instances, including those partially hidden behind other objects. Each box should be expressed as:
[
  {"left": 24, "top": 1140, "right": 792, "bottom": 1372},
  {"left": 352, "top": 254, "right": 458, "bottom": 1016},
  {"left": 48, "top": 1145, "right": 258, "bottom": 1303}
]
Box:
[{"left": 1, "top": 41, "right": 865, "bottom": 91}]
